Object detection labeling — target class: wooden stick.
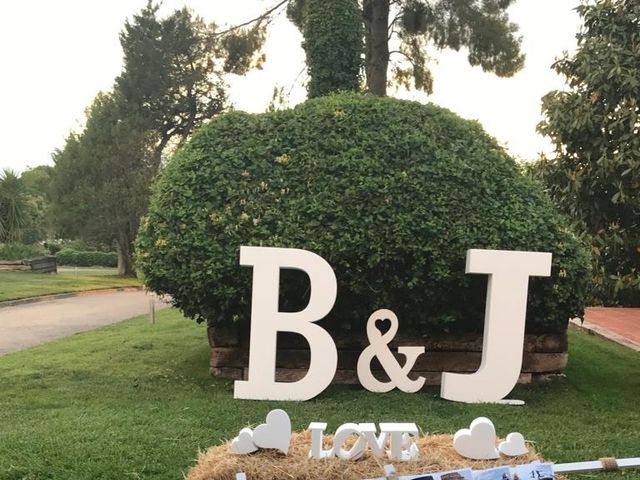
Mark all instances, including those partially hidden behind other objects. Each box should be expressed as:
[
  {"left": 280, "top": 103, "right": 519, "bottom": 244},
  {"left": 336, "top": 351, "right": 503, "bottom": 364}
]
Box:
[
  {"left": 553, "top": 457, "right": 640, "bottom": 474},
  {"left": 364, "top": 457, "right": 640, "bottom": 479}
]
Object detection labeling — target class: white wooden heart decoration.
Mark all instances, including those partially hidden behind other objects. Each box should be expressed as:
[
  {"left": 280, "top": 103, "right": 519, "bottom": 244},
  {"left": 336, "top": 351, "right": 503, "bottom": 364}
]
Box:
[
  {"left": 498, "top": 432, "right": 529, "bottom": 457},
  {"left": 453, "top": 417, "right": 500, "bottom": 460},
  {"left": 230, "top": 427, "right": 258, "bottom": 455},
  {"left": 252, "top": 409, "right": 292, "bottom": 455}
]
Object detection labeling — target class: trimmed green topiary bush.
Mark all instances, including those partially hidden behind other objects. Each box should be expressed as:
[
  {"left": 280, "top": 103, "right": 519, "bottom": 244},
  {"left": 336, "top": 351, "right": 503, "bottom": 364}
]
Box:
[
  {"left": 56, "top": 248, "right": 117, "bottom": 268},
  {"left": 136, "top": 93, "right": 590, "bottom": 335}
]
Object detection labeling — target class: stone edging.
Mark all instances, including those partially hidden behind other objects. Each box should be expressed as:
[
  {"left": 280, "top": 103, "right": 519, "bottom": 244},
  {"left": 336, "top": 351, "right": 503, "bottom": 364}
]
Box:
[{"left": 0, "top": 286, "right": 145, "bottom": 309}]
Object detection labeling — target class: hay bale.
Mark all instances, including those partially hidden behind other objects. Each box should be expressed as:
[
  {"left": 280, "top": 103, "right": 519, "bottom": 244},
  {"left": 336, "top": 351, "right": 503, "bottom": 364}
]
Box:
[{"left": 187, "top": 431, "right": 556, "bottom": 480}]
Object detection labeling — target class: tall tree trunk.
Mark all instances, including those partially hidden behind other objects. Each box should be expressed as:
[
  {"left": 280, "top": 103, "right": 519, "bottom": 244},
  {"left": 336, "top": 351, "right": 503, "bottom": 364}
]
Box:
[
  {"left": 116, "top": 230, "right": 136, "bottom": 277},
  {"left": 363, "top": 0, "right": 390, "bottom": 96}
]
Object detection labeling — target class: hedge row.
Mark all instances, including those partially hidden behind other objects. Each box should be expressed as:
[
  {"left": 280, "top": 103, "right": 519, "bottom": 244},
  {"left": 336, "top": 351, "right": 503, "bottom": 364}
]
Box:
[{"left": 56, "top": 248, "right": 117, "bottom": 267}]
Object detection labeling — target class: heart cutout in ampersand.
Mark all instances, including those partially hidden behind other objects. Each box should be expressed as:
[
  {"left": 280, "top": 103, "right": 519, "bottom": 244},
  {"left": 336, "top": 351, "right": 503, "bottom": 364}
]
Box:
[
  {"left": 453, "top": 417, "right": 500, "bottom": 460},
  {"left": 252, "top": 409, "right": 292, "bottom": 455},
  {"left": 230, "top": 427, "right": 258, "bottom": 455},
  {"left": 375, "top": 317, "right": 392, "bottom": 335},
  {"left": 498, "top": 432, "right": 529, "bottom": 457}
]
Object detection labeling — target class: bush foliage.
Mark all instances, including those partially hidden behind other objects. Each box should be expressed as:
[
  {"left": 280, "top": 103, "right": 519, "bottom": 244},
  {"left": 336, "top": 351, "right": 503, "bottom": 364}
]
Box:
[
  {"left": 535, "top": 0, "right": 640, "bottom": 306},
  {"left": 0, "top": 243, "right": 46, "bottom": 261},
  {"left": 56, "top": 248, "right": 117, "bottom": 268},
  {"left": 137, "top": 94, "right": 590, "bottom": 335}
]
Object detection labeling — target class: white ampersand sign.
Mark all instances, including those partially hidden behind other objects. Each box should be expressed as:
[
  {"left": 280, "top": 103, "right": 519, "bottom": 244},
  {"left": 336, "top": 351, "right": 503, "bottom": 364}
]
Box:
[{"left": 357, "top": 309, "right": 425, "bottom": 393}]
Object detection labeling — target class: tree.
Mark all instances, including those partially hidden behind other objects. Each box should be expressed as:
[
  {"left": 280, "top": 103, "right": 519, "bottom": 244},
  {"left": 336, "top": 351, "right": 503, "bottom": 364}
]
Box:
[
  {"left": 116, "top": 2, "right": 227, "bottom": 170},
  {"left": 50, "top": 93, "right": 153, "bottom": 276},
  {"left": 50, "top": 3, "right": 228, "bottom": 275},
  {"left": 227, "top": 0, "right": 524, "bottom": 96},
  {"left": 21, "top": 165, "right": 53, "bottom": 196},
  {"left": 536, "top": 0, "right": 640, "bottom": 305},
  {"left": 20, "top": 165, "right": 54, "bottom": 244},
  {"left": 380, "top": 0, "right": 523, "bottom": 95},
  {"left": 0, "top": 169, "right": 29, "bottom": 242}
]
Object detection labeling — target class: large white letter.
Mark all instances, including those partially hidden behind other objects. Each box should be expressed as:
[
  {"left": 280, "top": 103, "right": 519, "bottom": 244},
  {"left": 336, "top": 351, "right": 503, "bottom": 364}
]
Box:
[
  {"left": 234, "top": 246, "right": 338, "bottom": 401},
  {"left": 440, "top": 249, "right": 552, "bottom": 403}
]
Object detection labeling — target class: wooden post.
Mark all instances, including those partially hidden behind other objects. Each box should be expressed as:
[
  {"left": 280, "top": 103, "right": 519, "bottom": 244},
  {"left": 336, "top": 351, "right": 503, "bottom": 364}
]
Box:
[{"left": 149, "top": 294, "right": 156, "bottom": 325}]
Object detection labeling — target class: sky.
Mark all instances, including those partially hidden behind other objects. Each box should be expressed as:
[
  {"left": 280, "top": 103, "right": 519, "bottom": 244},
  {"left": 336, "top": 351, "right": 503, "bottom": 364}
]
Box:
[{"left": 0, "top": 1, "right": 583, "bottom": 174}]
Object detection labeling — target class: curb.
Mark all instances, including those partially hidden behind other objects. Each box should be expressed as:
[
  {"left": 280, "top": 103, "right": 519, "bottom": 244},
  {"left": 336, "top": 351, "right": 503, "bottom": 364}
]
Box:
[
  {"left": 0, "top": 286, "right": 146, "bottom": 309},
  {"left": 569, "top": 318, "right": 640, "bottom": 352}
]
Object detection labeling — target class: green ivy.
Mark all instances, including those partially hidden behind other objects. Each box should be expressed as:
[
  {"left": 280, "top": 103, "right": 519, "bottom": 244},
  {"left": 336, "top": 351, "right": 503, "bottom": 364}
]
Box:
[
  {"left": 136, "top": 93, "right": 591, "bottom": 335},
  {"left": 303, "top": 0, "right": 363, "bottom": 97}
]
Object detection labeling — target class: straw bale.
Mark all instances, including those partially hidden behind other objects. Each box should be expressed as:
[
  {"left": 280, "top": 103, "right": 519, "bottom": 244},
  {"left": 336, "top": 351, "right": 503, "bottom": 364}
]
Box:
[{"left": 188, "top": 431, "right": 563, "bottom": 480}]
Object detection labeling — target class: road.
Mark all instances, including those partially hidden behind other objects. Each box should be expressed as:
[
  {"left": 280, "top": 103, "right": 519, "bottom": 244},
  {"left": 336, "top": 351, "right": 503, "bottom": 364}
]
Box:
[{"left": 0, "top": 290, "right": 170, "bottom": 355}]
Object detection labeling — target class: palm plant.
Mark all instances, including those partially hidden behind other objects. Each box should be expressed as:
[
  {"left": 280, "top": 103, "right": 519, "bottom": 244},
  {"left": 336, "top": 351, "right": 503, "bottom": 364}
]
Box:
[{"left": 0, "top": 169, "right": 29, "bottom": 242}]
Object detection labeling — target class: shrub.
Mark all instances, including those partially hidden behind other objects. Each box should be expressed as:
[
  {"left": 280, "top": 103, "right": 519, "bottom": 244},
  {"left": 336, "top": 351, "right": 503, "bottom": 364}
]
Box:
[
  {"left": 56, "top": 248, "right": 117, "bottom": 267},
  {"left": 45, "top": 240, "right": 109, "bottom": 255},
  {"left": 136, "top": 93, "right": 591, "bottom": 335},
  {"left": 0, "top": 243, "right": 46, "bottom": 261},
  {"left": 43, "top": 242, "right": 62, "bottom": 255}
]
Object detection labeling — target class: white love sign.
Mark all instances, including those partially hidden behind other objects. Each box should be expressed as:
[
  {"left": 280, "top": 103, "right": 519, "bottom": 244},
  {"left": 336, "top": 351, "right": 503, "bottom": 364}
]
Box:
[
  {"left": 308, "top": 422, "right": 419, "bottom": 461},
  {"left": 233, "top": 246, "right": 551, "bottom": 403}
]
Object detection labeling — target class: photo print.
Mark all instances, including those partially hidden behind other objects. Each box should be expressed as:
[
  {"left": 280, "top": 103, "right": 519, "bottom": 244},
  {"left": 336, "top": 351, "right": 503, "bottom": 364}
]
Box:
[
  {"left": 514, "top": 463, "right": 555, "bottom": 480},
  {"left": 475, "top": 466, "right": 513, "bottom": 480}
]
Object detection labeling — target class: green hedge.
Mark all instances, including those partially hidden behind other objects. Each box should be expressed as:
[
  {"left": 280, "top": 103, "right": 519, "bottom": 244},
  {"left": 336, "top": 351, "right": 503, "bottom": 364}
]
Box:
[
  {"left": 136, "top": 93, "right": 591, "bottom": 335},
  {"left": 0, "top": 243, "right": 46, "bottom": 261},
  {"left": 56, "top": 248, "right": 117, "bottom": 268}
]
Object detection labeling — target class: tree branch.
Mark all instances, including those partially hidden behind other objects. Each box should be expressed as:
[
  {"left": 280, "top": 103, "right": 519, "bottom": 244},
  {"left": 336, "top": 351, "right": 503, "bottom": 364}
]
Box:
[
  {"left": 214, "top": 0, "right": 290, "bottom": 37},
  {"left": 389, "top": 49, "right": 415, "bottom": 66},
  {"left": 388, "top": 11, "right": 403, "bottom": 31}
]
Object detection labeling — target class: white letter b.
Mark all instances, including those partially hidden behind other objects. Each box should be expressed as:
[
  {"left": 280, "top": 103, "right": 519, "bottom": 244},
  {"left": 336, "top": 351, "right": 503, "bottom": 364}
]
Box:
[{"left": 234, "top": 246, "right": 338, "bottom": 401}]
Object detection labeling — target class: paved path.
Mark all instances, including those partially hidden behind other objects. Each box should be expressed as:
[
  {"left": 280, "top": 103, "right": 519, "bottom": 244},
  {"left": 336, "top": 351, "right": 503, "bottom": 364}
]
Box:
[
  {"left": 0, "top": 290, "right": 170, "bottom": 355},
  {"left": 571, "top": 307, "right": 640, "bottom": 352}
]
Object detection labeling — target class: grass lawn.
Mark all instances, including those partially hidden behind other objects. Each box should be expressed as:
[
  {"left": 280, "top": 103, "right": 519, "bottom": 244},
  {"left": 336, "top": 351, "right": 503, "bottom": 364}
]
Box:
[
  {"left": 0, "top": 309, "right": 638, "bottom": 480},
  {"left": 0, "top": 270, "right": 141, "bottom": 302}
]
